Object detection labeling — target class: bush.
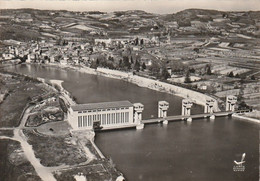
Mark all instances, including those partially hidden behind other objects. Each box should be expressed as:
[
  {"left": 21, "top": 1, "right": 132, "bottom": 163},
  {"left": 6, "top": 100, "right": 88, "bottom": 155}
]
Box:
[
  {"left": 27, "top": 96, "right": 32, "bottom": 102},
  {"left": 37, "top": 96, "right": 43, "bottom": 102},
  {"left": 54, "top": 84, "right": 61, "bottom": 92},
  {"left": 23, "top": 76, "right": 40, "bottom": 83},
  {"left": 228, "top": 71, "right": 234, "bottom": 77},
  {"left": 184, "top": 72, "right": 191, "bottom": 83},
  {"left": 59, "top": 98, "right": 68, "bottom": 113}
]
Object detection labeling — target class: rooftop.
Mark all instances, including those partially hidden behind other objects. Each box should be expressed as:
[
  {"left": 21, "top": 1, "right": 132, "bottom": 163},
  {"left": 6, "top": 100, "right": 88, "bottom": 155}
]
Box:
[{"left": 71, "top": 100, "right": 133, "bottom": 111}]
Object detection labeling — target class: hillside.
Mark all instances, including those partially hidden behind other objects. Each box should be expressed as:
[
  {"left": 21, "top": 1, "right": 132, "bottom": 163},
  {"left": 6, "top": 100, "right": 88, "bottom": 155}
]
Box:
[{"left": 0, "top": 8, "right": 259, "bottom": 41}]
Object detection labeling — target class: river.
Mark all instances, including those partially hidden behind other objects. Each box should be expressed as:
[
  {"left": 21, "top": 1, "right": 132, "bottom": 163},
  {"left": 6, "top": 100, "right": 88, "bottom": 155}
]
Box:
[{"left": 3, "top": 64, "right": 259, "bottom": 181}]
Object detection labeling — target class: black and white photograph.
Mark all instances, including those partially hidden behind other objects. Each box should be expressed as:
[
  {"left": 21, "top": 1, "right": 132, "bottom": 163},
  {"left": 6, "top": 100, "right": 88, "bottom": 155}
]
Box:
[{"left": 0, "top": 0, "right": 259, "bottom": 180}]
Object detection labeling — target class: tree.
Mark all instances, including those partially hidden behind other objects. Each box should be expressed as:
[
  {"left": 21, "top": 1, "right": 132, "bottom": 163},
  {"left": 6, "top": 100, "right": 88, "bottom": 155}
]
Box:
[
  {"left": 161, "top": 67, "right": 170, "bottom": 80},
  {"left": 251, "top": 75, "right": 256, "bottom": 80},
  {"left": 54, "top": 84, "right": 61, "bottom": 92},
  {"left": 228, "top": 71, "right": 234, "bottom": 77},
  {"left": 206, "top": 65, "right": 212, "bottom": 75},
  {"left": 119, "top": 59, "right": 123, "bottom": 67},
  {"left": 20, "top": 55, "right": 27, "bottom": 63},
  {"left": 37, "top": 96, "right": 43, "bottom": 102},
  {"left": 134, "top": 60, "right": 140, "bottom": 72},
  {"left": 72, "top": 96, "right": 77, "bottom": 102},
  {"left": 135, "top": 37, "right": 139, "bottom": 46},
  {"left": 108, "top": 56, "right": 114, "bottom": 62},
  {"left": 238, "top": 101, "right": 250, "bottom": 110},
  {"left": 140, "top": 39, "right": 144, "bottom": 45},
  {"left": 193, "top": 48, "right": 199, "bottom": 53},
  {"left": 90, "top": 61, "right": 98, "bottom": 69},
  {"left": 27, "top": 96, "right": 32, "bottom": 102},
  {"left": 123, "top": 56, "right": 131, "bottom": 70},
  {"left": 184, "top": 71, "right": 192, "bottom": 83},
  {"left": 222, "top": 13, "right": 228, "bottom": 18},
  {"left": 235, "top": 73, "right": 240, "bottom": 78},
  {"left": 130, "top": 56, "right": 134, "bottom": 64},
  {"left": 142, "top": 62, "right": 146, "bottom": 70},
  {"left": 189, "top": 68, "right": 195, "bottom": 73},
  {"left": 149, "top": 63, "right": 160, "bottom": 77},
  {"left": 101, "top": 42, "right": 106, "bottom": 49}
]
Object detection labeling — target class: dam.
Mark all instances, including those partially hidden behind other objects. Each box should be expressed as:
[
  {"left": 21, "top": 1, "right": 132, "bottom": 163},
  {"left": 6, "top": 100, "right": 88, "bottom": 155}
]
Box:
[{"left": 66, "top": 95, "right": 245, "bottom": 131}]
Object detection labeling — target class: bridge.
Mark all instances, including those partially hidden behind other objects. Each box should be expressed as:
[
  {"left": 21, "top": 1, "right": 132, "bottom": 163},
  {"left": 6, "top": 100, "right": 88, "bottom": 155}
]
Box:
[
  {"left": 141, "top": 109, "right": 252, "bottom": 125},
  {"left": 134, "top": 97, "right": 250, "bottom": 129},
  {"left": 142, "top": 111, "right": 233, "bottom": 124}
]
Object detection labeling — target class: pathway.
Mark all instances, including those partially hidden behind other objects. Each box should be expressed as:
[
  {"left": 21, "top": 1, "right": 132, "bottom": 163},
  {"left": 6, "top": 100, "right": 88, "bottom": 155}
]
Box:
[
  {"left": 0, "top": 106, "right": 56, "bottom": 181},
  {"left": 0, "top": 104, "right": 99, "bottom": 181}
]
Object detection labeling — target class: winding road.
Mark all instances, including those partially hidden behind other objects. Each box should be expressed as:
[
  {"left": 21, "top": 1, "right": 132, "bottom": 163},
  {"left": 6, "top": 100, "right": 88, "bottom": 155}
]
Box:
[{"left": 0, "top": 107, "right": 56, "bottom": 181}]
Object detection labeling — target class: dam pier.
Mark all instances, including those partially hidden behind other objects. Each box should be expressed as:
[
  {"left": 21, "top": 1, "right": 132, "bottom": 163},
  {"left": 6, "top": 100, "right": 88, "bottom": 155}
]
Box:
[{"left": 66, "top": 95, "right": 249, "bottom": 131}]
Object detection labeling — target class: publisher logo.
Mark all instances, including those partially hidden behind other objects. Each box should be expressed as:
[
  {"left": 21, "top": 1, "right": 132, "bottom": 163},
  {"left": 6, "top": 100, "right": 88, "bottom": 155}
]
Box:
[{"left": 233, "top": 153, "right": 246, "bottom": 172}]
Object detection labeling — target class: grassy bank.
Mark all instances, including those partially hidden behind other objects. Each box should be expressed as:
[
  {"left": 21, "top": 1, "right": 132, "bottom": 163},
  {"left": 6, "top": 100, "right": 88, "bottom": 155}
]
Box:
[
  {"left": 0, "top": 71, "right": 46, "bottom": 127},
  {"left": 23, "top": 129, "right": 87, "bottom": 167},
  {"left": 0, "top": 140, "right": 41, "bottom": 181}
]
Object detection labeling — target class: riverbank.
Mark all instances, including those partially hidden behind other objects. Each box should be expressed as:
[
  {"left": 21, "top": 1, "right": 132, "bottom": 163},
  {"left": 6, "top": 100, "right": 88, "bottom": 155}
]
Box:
[
  {"left": 232, "top": 112, "right": 260, "bottom": 124},
  {"left": 32, "top": 62, "right": 220, "bottom": 111},
  {"left": 44, "top": 77, "right": 125, "bottom": 180},
  {"left": 0, "top": 69, "right": 124, "bottom": 181},
  {"left": 47, "top": 78, "right": 105, "bottom": 156}
]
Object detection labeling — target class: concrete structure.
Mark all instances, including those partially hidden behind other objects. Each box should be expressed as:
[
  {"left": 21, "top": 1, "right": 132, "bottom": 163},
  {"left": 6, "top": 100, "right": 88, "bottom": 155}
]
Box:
[
  {"left": 94, "top": 68, "right": 220, "bottom": 112},
  {"left": 182, "top": 99, "right": 193, "bottom": 122},
  {"left": 116, "top": 175, "right": 125, "bottom": 181},
  {"left": 27, "top": 54, "right": 31, "bottom": 63},
  {"left": 226, "top": 95, "right": 237, "bottom": 111},
  {"left": 142, "top": 111, "right": 237, "bottom": 124},
  {"left": 67, "top": 101, "right": 135, "bottom": 130},
  {"left": 158, "top": 101, "right": 169, "bottom": 125},
  {"left": 204, "top": 99, "right": 216, "bottom": 120},
  {"left": 204, "top": 99, "right": 215, "bottom": 114},
  {"left": 133, "top": 103, "right": 144, "bottom": 129},
  {"left": 67, "top": 95, "right": 240, "bottom": 131},
  {"left": 158, "top": 101, "right": 169, "bottom": 118},
  {"left": 182, "top": 99, "right": 193, "bottom": 116}
]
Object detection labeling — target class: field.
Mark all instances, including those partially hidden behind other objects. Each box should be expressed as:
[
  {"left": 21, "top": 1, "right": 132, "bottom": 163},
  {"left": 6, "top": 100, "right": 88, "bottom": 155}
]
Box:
[
  {"left": 0, "top": 140, "right": 40, "bottom": 181},
  {"left": 69, "top": 24, "right": 97, "bottom": 31},
  {"left": 0, "top": 24, "right": 41, "bottom": 41},
  {"left": 23, "top": 129, "right": 88, "bottom": 167},
  {"left": 0, "top": 130, "right": 13, "bottom": 137},
  {"left": 0, "top": 72, "right": 46, "bottom": 127}
]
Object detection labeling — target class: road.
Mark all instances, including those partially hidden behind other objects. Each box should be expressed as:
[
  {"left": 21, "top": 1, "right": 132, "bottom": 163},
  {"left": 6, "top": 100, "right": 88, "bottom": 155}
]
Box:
[{"left": 0, "top": 106, "right": 56, "bottom": 181}]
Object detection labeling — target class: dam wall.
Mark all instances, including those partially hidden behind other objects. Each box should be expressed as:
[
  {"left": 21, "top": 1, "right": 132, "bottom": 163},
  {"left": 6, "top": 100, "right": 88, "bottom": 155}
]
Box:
[{"left": 96, "top": 68, "right": 220, "bottom": 111}]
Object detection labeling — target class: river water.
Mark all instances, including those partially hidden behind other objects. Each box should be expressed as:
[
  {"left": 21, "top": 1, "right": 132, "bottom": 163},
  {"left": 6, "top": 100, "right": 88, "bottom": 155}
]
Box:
[{"left": 3, "top": 64, "right": 259, "bottom": 181}]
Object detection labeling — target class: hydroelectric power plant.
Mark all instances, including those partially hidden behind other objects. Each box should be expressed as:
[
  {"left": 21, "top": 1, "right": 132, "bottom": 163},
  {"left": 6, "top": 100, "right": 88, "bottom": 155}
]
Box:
[{"left": 67, "top": 96, "right": 245, "bottom": 131}]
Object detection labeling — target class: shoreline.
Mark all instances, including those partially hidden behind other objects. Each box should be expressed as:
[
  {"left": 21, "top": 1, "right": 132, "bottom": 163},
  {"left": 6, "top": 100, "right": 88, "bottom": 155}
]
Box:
[
  {"left": 0, "top": 68, "right": 123, "bottom": 180},
  {"left": 232, "top": 113, "right": 260, "bottom": 124},
  {"left": 44, "top": 77, "right": 122, "bottom": 178},
  {"left": 28, "top": 62, "right": 221, "bottom": 111},
  {"left": 29, "top": 63, "right": 260, "bottom": 126}
]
